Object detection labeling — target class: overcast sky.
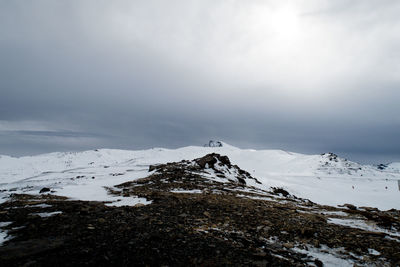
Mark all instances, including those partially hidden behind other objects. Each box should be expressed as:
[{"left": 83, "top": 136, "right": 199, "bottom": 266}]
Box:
[{"left": 1, "top": 0, "right": 399, "bottom": 163}]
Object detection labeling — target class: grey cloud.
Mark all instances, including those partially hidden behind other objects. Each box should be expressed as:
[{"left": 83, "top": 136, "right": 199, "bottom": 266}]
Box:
[
  {"left": 0, "top": 130, "right": 107, "bottom": 138},
  {"left": 0, "top": 0, "right": 399, "bottom": 163}
]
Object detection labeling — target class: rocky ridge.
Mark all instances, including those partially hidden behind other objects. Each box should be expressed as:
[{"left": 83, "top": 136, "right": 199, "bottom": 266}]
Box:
[{"left": 0, "top": 153, "right": 399, "bottom": 266}]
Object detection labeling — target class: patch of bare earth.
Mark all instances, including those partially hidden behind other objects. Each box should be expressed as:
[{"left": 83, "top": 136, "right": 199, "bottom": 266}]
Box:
[{"left": 0, "top": 154, "right": 399, "bottom": 266}]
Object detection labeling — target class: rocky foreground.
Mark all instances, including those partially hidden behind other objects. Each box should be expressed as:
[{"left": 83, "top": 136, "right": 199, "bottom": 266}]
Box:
[{"left": 0, "top": 153, "right": 399, "bottom": 266}]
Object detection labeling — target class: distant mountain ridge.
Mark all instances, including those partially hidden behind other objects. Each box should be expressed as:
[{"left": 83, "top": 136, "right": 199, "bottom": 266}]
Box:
[{"left": 0, "top": 141, "right": 399, "bottom": 210}]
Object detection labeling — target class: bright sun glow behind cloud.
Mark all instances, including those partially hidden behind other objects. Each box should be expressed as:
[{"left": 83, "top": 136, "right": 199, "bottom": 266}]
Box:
[
  {"left": 269, "top": 4, "right": 301, "bottom": 41},
  {"left": 242, "top": 4, "right": 307, "bottom": 82},
  {"left": 105, "top": 1, "right": 398, "bottom": 99}
]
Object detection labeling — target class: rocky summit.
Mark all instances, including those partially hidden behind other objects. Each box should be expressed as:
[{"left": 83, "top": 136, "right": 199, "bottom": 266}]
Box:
[{"left": 0, "top": 153, "right": 399, "bottom": 266}]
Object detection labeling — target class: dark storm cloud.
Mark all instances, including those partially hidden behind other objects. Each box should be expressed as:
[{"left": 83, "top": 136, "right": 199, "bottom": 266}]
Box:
[{"left": 0, "top": 0, "right": 399, "bottom": 163}]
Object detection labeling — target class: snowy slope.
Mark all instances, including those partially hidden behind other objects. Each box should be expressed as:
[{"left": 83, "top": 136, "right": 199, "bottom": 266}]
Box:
[
  {"left": 384, "top": 162, "right": 400, "bottom": 173},
  {"left": 0, "top": 142, "right": 399, "bottom": 210}
]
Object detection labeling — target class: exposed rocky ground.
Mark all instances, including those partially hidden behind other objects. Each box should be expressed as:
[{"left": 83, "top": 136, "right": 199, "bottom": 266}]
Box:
[{"left": 0, "top": 153, "right": 399, "bottom": 266}]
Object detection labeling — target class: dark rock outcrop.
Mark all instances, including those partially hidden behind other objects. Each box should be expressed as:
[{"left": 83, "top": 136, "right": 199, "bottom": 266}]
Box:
[
  {"left": 204, "top": 140, "right": 223, "bottom": 147},
  {"left": 1, "top": 155, "right": 399, "bottom": 266},
  {"left": 39, "top": 187, "right": 50, "bottom": 194}
]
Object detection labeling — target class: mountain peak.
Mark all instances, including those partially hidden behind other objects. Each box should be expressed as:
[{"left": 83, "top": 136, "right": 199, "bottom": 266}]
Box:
[{"left": 203, "top": 140, "right": 223, "bottom": 147}]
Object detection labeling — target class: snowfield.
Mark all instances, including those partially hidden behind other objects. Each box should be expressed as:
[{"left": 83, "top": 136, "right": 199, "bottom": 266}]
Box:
[{"left": 0, "top": 142, "right": 399, "bottom": 210}]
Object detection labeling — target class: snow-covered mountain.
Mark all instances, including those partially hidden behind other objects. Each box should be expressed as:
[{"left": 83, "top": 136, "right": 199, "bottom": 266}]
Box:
[
  {"left": 377, "top": 162, "right": 400, "bottom": 173},
  {"left": 0, "top": 141, "right": 399, "bottom": 210}
]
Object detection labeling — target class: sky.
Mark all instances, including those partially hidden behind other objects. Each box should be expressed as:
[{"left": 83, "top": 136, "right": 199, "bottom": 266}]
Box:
[{"left": 0, "top": 0, "right": 399, "bottom": 164}]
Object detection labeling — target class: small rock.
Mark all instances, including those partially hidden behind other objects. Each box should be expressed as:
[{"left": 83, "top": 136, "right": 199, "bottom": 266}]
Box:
[
  {"left": 39, "top": 187, "right": 50, "bottom": 194},
  {"left": 283, "top": 242, "right": 294, "bottom": 249},
  {"left": 237, "top": 177, "right": 246, "bottom": 184},
  {"left": 196, "top": 154, "right": 218, "bottom": 168},
  {"left": 149, "top": 164, "right": 161, "bottom": 172},
  {"left": 314, "top": 259, "right": 323, "bottom": 267},
  {"left": 271, "top": 187, "right": 290, "bottom": 197},
  {"left": 203, "top": 211, "right": 211, "bottom": 218},
  {"left": 344, "top": 204, "right": 357, "bottom": 210}
]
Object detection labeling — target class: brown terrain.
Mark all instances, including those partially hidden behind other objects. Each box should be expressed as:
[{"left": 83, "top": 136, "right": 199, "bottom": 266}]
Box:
[{"left": 0, "top": 153, "right": 399, "bottom": 266}]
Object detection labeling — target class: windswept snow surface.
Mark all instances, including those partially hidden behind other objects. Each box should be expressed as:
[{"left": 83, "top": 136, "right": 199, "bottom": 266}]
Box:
[
  {"left": 385, "top": 162, "right": 400, "bottom": 173},
  {"left": 0, "top": 143, "right": 399, "bottom": 209}
]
